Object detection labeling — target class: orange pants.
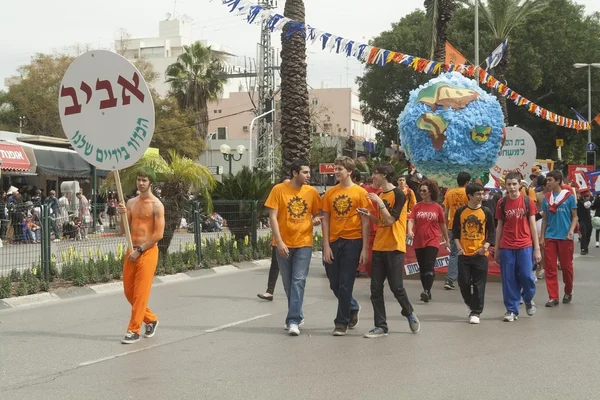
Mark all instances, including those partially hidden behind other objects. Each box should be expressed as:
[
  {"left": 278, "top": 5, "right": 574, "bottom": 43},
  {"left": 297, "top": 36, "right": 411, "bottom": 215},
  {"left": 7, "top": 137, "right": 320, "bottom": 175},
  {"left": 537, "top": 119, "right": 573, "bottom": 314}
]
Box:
[{"left": 123, "top": 245, "right": 158, "bottom": 334}]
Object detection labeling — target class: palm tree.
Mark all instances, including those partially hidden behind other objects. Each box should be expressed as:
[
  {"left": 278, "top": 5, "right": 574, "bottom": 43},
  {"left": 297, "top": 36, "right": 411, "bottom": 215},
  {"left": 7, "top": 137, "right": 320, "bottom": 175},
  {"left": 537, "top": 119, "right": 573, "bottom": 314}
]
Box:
[
  {"left": 103, "top": 150, "right": 215, "bottom": 265},
  {"left": 279, "top": 0, "right": 311, "bottom": 178},
  {"left": 165, "top": 41, "right": 227, "bottom": 139},
  {"left": 425, "top": 0, "right": 457, "bottom": 61},
  {"left": 477, "top": 0, "right": 549, "bottom": 123}
]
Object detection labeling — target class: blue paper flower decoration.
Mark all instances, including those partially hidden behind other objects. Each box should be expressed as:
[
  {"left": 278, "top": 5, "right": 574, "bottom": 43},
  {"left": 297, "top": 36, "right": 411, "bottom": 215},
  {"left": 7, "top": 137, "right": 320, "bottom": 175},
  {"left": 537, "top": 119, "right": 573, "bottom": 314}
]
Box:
[{"left": 399, "top": 72, "right": 505, "bottom": 187}]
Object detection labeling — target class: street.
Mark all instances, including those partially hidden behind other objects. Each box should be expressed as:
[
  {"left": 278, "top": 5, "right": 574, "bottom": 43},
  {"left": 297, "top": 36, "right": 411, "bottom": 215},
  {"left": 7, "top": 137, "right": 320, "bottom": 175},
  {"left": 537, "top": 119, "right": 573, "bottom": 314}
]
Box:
[{"left": 0, "top": 250, "right": 599, "bottom": 399}]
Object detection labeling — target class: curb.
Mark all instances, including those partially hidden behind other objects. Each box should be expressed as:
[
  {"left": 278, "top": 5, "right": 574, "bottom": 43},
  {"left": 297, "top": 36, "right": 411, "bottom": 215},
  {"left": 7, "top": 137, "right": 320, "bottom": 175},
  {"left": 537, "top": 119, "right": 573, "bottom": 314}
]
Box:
[{"left": 0, "top": 258, "right": 274, "bottom": 310}]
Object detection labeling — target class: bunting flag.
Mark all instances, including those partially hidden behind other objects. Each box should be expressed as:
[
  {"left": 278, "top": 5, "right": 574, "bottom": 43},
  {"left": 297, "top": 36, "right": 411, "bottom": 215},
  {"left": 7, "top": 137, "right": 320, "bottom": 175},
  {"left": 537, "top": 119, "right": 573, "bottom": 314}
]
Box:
[{"left": 220, "top": 0, "right": 592, "bottom": 131}]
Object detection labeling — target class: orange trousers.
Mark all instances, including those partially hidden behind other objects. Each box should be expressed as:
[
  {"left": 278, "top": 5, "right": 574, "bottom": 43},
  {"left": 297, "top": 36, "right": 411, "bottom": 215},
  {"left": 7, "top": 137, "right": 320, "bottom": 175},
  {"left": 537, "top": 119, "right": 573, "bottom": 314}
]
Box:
[{"left": 123, "top": 245, "right": 158, "bottom": 334}]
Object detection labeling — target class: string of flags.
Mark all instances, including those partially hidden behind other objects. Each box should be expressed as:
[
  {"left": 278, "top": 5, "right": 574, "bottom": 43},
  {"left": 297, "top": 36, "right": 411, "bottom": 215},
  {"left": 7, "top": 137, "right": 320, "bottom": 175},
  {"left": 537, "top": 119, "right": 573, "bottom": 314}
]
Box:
[{"left": 221, "top": 0, "right": 593, "bottom": 131}]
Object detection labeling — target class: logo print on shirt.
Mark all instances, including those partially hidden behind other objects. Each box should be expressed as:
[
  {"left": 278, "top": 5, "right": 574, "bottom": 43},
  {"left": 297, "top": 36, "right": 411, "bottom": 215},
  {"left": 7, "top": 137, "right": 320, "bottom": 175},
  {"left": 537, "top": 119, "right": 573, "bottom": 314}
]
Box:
[
  {"left": 333, "top": 194, "right": 352, "bottom": 215},
  {"left": 462, "top": 214, "right": 483, "bottom": 239},
  {"left": 287, "top": 196, "right": 308, "bottom": 218},
  {"left": 417, "top": 211, "right": 438, "bottom": 221},
  {"left": 505, "top": 208, "right": 525, "bottom": 219}
]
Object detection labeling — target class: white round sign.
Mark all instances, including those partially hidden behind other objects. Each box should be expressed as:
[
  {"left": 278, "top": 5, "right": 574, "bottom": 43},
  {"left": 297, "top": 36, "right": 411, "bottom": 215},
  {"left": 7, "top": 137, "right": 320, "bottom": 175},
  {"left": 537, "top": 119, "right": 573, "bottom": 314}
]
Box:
[
  {"left": 490, "top": 126, "right": 537, "bottom": 180},
  {"left": 58, "top": 50, "right": 155, "bottom": 170}
]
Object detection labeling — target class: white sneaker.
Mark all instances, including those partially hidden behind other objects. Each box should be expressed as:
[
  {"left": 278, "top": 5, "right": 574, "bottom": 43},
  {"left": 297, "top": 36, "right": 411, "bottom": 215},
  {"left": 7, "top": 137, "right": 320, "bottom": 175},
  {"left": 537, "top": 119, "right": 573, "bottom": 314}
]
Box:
[
  {"left": 288, "top": 324, "right": 300, "bottom": 336},
  {"left": 596, "top": 241, "right": 599, "bottom": 248},
  {"left": 469, "top": 315, "right": 480, "bottom": 324},
  {"left": 503, "top": 312, "right": 518, "bottom": 322},
  {"left": 284, "top": 318, "right": 304, "bottom": 330}
]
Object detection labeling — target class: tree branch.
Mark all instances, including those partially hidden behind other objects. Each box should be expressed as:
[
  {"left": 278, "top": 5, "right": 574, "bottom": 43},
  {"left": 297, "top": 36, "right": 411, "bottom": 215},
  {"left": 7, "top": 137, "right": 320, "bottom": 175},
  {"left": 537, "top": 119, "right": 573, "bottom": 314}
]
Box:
[{"left": 535, "top": 90, "right": 554, "bottom": 102}]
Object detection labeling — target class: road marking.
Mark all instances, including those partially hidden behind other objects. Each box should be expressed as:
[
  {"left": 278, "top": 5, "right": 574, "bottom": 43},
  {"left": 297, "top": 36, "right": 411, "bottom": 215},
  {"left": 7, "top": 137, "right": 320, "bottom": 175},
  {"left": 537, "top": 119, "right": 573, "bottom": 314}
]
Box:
[{"left": 78, "top": 313, "right": 271, "bottom": 367}]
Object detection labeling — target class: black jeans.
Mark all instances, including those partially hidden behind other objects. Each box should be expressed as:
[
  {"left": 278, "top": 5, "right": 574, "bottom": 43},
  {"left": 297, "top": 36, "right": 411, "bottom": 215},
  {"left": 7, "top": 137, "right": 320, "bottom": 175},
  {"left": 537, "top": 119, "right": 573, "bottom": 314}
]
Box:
[
  {"left": 457, "top": 254, "right": 488, "bottom": 316},
  {"left": 325, "top": 238, "right": 362, "bottom": 326},
  {"left": 370, "top": 250, "right": 414, "bottom": 332},
  {"left": 580, "top": 220, "right": 592, "bottom": 251},
  {"left": 415, "top": 246, "right": 439, "bottom": 292},
  {"left": 265, "top": 246, "right": 279, "bottom": 294}
]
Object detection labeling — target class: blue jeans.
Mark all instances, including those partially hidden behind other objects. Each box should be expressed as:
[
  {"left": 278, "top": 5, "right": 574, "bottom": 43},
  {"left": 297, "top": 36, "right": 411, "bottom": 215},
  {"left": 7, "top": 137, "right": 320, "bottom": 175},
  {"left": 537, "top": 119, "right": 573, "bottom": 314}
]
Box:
[
  {"left": 276, "top": 247, "right": 312, "bottom": 326},
  {"left": 499, "top": 247, "right": 536, "bottom": 314},
  {"left": 447, "top": 231, "right": 458, "bottom": 281},
  {"left": 324, "top": 238, "right": 361, "bottom": 326}
]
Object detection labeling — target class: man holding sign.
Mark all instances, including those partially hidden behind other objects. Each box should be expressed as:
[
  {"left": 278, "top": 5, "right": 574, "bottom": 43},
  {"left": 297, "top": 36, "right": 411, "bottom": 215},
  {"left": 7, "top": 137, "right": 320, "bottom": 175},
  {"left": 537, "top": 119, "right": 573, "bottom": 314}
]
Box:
[{"left": 117, "top": 168, "right": 165, "bottom": 344}]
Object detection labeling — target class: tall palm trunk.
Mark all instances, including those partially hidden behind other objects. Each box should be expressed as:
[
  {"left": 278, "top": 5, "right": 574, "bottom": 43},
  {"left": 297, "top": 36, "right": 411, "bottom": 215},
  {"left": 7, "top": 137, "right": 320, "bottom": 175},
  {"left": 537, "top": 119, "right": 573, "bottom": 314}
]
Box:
[
  {"left": 491, "top": 40, "right": 510, "bottom": 125},
  {"left": 280, "top": 0, "right": 311, "bottom": 178},
  {"left": 425, "top": 0, "right": 456, "bottom": 62}
]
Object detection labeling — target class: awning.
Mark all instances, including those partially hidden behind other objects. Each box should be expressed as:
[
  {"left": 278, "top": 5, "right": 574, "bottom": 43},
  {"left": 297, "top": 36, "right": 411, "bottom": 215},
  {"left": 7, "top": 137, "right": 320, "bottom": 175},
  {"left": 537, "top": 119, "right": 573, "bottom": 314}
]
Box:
[
  {"left": 32, "top": 148, "right": 91, "bottom": 177},
  {"left": 0, "top": 142, "right": 31, "bottom": 171}
]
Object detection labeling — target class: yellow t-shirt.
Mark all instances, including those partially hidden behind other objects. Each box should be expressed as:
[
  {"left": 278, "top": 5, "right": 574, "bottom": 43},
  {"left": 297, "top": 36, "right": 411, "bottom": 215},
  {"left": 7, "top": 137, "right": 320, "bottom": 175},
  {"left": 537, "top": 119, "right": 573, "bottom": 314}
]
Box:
[
  {"left": 403, "top": 187, "right": 417, "bottom": 214},
  {"left": 443, "top": 187, "right": 469, "bottom": 228},
  {"left": 451, "top": 205, "right": 495, "bottom": 256},
  {"left": 373, "top": 188, "right": 407, "bottom": 252},
  {"left": 264, "top": 182, "right": 321, "bottom": 248},
  {"left": 322, "top": 184, "right": 370, "bottom": 243}
]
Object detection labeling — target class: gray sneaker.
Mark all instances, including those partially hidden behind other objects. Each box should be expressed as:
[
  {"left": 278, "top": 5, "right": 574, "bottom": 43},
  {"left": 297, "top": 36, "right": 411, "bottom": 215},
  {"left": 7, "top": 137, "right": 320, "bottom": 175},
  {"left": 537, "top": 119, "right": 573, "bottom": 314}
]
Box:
[
  {"left": 407, "top": 314, "right": 420, "bottom": 333},
  {"left": 526, "top": 301, "right": 537, "bottom": 316},
  {"left": 503, "top": 311, "right": 518, "bottom": 322},
  {"left": 364, "top": 327, "right": 388, "bottom": 338}
]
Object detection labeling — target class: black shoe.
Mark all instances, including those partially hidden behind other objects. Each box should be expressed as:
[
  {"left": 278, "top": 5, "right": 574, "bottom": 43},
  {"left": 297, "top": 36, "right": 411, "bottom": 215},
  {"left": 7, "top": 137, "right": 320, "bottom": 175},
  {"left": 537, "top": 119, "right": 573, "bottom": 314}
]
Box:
[
  {"left": 332, "top": 325, "right": 347, "bottom": 336},
  {"left": 545, "top": 299, "right": 559, "bottom": 307},
  {"left": 581, "top": 249, "right": 588, "bottom": 255},
  {"left": 444, "top": 279, "right": 456, "bottom": 290},
  {"left": 420, "top": 291, "right": 430, "bottom": 303},
  {"left": 121, "top": 331, "right": 140, "bottom": 344},
  {"left": 144, "top": 320, "right": 159, "bottom": 338},
  {"left": 348, "top": 307, "right": 360, "bottom": 330},
  {"left": 563, "top": 294, "right": 572, "bottom": 304},
  {"left": 257, "top": 293, "right": 274, "bottom": 301}
]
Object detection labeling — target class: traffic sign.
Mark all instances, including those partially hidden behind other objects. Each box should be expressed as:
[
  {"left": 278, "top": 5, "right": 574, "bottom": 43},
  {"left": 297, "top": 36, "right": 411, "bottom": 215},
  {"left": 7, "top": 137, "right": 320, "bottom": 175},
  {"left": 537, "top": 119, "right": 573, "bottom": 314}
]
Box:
[
  {"left": 587, "top": 142, "right": 596, "bottom": 151},
  {"left": 319, "top": 163, "right": 335, "bottom": 174},
  {"left": 555, "top": 139, "right": 564, "bottom": 147}
]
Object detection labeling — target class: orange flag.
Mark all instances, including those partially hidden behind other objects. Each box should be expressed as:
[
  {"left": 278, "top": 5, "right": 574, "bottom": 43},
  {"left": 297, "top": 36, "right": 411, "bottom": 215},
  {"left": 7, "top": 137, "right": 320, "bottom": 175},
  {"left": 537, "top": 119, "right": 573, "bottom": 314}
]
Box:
[
  {"left": 594, "top": 113, "right": 600, "bottom": 125},
  {"left": 445, "top": 42, "right": 467, "bottom": 65}
]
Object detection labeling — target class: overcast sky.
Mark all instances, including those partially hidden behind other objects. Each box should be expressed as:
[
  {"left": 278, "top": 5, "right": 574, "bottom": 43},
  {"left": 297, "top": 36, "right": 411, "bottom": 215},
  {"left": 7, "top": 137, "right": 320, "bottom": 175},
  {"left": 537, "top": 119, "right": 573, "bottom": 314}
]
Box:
[{"left": 1, "top": 0, "right": 599, "bottom": 91}]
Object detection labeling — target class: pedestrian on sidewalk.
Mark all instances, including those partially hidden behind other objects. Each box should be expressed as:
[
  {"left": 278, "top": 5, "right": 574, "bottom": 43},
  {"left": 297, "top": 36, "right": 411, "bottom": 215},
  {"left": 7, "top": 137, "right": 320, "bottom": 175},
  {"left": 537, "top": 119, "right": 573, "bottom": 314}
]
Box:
[
  {"left": 541, "top": 170, "right": 578, "bottom": 307},
  {"left": 352, "top": 169, "right": 382, "bottom": 277},
  {"left": 322, "top": 156, "right": 370, "bottom": 336},
  {"left": 453, "top": 183, "right": 495, "bottom": 324},
  {"left": 264, "top": 160, "right": 321, "bottom": 336},
  {"left": 407, "top": 179, "right": 449, "bottom": 303},
  {"left": 494, "top": 172, "right": 541, "bottom": 322},
  {"left": 576, "top": 188, "right": 593, "bottom": 255},
  {"left": 442, "top": 171, "right": 471, "bottom": 290},
  {"left": 362, "top": 163, "right": 420, "bottom": 338},
  {"left": 117, "top": 168, "right": 165, "bottom": 344}
]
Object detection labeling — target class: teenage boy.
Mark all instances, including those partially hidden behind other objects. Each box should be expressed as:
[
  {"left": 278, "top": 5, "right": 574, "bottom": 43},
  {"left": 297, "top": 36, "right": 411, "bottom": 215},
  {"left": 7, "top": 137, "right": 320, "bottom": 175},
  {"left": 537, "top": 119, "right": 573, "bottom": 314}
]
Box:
[
  {"left": 453, "top": 183, "right": 495, "bottom": 324},
  {"left": 541, "top": 170, "right": 578, "bottom": 307},
  {"left": 494, "top": 172, "right": 541, "bottom": 322},
  {"left": 443, "top": 171, "right": 471, "bottom": 289},
  {"left": 322, "top": 156, "right": 370, "bottom": 336},
  {"left": 265, "top": 160, "right": 321, "bottom": 336},
  {"left": 362, "top": 163, "right": 420, "bottom": 338}
]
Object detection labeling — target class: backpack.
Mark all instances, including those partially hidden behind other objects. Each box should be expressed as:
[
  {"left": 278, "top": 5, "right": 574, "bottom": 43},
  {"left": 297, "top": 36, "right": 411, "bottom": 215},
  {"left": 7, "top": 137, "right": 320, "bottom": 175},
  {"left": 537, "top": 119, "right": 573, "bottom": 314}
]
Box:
[{"left": 499, "top": 195, "right": 530, "bottom": 221}]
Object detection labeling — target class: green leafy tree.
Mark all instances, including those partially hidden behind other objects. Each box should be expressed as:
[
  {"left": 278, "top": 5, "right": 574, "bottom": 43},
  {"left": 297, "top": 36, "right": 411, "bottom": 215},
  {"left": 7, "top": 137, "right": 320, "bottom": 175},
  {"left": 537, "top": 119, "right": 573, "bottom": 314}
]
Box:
[{"left": 165, "top": 41, "right": 226, "bottom": 139}]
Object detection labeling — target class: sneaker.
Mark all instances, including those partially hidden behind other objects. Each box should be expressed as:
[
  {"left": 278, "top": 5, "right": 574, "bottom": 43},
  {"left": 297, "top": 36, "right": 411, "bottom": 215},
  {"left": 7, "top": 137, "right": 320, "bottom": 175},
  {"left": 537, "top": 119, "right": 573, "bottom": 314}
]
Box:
[
  {"left": 581, "top": 249, "right": 588, "bottom": 256},
  {"left": 407, "top": 314, "right": 420, "bottom": 333},
  {"left": 284, "top": 318, "right": 304, "bottom": 330},
  {"left": 526, "top": 302, "right": 537, "bottom": 316},
  {"left": 288, "top": 324, "right": 300, "bottom": 336},
  {"left": 545, "top": 299, "right": 559, "bottom": 307},
  {"left": 332, "top": 325, "right": 347, "bottom": 336},
  {"left": 364, "top": 327, "right": 387, "bottom": 338},
  {"left": 563, "top": 294, "right": 572, "bottom": 304},
  {"left": 469, "top": 315, "right": 480, "bottom": 324},
  {"left": 444, "top": 279, "right": 456, "bottom": 290},
  {"left": 144, "top": 320, "right": 159, "bottom": 338},
  {"left": 420, "top": 291, "right": 430, "bottom": 303},
  {"left": 121, "top": 331, "right": 140, "bottom": 344},
  {"left": 503, "top": 312, "right": 518, "bottom": 322},
  {"left": 348, "top": 307, "right": 360, "bottom": 329},
  {"left": 596, "top": 241, "right": 599, "bottom": 248},
  {"left": 257, "top": 293, "right": 274, "bottom": 301},
  {"left": 536, "top": 269, "right": 545, "bottom": 280}
]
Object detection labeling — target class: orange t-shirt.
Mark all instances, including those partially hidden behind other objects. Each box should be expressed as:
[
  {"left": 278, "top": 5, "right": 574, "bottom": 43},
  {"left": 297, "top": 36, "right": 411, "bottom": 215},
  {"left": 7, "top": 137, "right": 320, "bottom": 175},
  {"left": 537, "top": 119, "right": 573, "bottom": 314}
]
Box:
[
  {"left": 403, "top": 187, "right": 417, "bottom": 214},
  {"left": 373, "top": 188, "right": 407, "bottom": 252},
  {"left": 264, "top": 182, "right": 321, "bottom": 248},
  {"left": 443, "top": 187, "right": 468, "bottom": 228},
  {"left": 322, "top": 184, "right": 370, "bottom": 243}
]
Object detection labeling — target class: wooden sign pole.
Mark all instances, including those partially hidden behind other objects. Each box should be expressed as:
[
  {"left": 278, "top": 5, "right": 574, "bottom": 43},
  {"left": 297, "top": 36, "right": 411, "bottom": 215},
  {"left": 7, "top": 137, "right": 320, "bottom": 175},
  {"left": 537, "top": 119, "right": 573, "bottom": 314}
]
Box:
[{"left": 113, "top": 170, "right": 134, "bottom": 254}]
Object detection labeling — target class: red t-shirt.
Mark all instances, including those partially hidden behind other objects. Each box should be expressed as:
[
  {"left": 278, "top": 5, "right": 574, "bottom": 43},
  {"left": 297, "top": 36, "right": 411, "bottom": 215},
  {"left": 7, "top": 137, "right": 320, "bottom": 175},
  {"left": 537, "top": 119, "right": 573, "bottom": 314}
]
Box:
[
  {"left": 409, "top": 202, "right": 445, "bottom": 248},
  {"left": 495, "top": 195, "right": 537, "bottom": 249},
  {"left": 363, "top": 184, "right": 382, "bottom": 235}
]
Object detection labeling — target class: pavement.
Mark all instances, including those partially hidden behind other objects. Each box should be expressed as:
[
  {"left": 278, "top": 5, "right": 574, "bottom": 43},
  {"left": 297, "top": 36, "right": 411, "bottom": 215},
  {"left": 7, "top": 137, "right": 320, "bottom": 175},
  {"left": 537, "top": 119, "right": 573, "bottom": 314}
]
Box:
[{"left": 1, "top": 249, "right": 599, "bottom": 399}]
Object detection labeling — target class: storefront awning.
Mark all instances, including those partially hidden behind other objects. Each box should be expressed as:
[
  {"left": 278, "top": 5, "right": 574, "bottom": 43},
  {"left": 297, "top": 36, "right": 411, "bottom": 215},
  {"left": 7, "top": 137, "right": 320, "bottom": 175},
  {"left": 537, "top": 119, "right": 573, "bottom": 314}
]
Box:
[
  {"left": 32, "top": 148, "right": 91, "bottom": 177},
  {"left": 0, "top": 142, "right": 31, "bottom": 171}
]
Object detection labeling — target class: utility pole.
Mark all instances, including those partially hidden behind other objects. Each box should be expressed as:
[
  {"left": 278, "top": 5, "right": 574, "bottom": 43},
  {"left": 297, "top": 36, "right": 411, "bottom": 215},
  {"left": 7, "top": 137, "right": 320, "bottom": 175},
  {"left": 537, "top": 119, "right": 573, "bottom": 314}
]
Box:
[{"left": 256, "top": 0, "right": 276, "bottom": 177}]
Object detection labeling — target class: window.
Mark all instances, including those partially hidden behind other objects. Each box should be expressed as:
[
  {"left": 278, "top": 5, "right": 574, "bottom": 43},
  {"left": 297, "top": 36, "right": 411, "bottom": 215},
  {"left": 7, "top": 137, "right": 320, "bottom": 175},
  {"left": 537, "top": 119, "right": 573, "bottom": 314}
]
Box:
[
  {"left": 218, "top": 110, "right": 222, "bottom": 114},
  {"left": 216, "top": 127, "right": 227, "bottom": 140},
  {"left": 312, "top": 98, "right": 319, "bottom": 105},
  {"left": 214, "top": 110, "right": 218, "bottom": 113}
]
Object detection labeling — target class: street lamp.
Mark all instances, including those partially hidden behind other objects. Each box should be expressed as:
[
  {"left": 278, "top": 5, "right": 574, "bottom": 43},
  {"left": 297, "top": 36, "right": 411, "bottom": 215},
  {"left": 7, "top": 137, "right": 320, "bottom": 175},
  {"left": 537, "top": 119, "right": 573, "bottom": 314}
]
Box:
[
  {"left": 574, "top": 63, "right": 600, "bottom": 145},
  {"left": 220, "top": 144, "right": 246, "bottom": 175}
]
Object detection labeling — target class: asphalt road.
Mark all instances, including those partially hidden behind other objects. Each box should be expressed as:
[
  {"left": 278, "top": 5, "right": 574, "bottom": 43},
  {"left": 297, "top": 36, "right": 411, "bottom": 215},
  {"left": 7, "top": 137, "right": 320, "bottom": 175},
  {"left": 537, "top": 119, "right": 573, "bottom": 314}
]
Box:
[{"left": 0, "top": 250, "right": 598, "bottom": 399}]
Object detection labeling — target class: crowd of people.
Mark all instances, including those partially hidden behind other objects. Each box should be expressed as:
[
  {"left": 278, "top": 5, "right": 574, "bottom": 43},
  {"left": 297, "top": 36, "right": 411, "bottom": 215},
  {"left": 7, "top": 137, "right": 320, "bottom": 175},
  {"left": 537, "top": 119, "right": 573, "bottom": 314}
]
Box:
[{"left": 257, "top": 157, "right": 591, "bottom": 337}]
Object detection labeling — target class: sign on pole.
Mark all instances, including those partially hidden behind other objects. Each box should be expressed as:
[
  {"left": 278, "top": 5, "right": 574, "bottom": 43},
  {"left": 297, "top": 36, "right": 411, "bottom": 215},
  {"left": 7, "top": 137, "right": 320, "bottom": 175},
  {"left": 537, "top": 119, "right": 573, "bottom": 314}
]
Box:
[
  {"left": 556, "top": 139, "right": 564, "bottom": 147},
  {"left": 319, "top": 163, "right": 335, "bottom": 174},
  {"left": 587, "top": 142, "right": 596, "bottom": 151},
  {"left": 59, "top": 50, "right": 155, "bottom": 252},
  {"left": 490, "top": 126, "right": 537, "bottom": 181}
]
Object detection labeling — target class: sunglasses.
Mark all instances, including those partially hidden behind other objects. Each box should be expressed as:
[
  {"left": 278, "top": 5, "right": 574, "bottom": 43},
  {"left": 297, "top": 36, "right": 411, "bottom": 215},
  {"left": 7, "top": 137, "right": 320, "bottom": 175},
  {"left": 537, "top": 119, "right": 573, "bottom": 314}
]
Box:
[{"left": 419, "top": 189, "right": 429, "bottom": 193}]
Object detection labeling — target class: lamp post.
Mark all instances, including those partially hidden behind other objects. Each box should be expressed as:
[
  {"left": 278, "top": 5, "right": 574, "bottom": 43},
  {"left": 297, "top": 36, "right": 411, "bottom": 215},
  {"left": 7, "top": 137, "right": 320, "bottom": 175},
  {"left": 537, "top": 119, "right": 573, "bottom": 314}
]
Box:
[
  {"left": 220, "top": 144, "right": 246, "bottom": 175},
  {"left": 574, "top": 63, "right": 600, "bottom": 145}
]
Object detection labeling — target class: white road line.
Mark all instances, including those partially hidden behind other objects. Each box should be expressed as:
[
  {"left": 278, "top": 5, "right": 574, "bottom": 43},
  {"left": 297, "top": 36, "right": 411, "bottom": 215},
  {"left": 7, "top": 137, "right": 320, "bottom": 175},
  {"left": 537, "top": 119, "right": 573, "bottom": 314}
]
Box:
[{"left": 78, "top": 313, "right": 272, "bottom": 367}]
